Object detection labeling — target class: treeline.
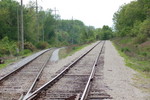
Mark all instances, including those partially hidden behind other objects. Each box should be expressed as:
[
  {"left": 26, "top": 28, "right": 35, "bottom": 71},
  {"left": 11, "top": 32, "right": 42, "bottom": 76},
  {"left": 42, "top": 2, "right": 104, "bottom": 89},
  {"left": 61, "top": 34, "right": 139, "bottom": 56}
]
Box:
[
  {"left": 113, "top": 0, "right": 150, "bottom": 43},
  {"left": 112, "top": 0, "right": 150, "bottom": 73},
  {"left": 0, "top": 0, "right": 113, "bottom": 56}
]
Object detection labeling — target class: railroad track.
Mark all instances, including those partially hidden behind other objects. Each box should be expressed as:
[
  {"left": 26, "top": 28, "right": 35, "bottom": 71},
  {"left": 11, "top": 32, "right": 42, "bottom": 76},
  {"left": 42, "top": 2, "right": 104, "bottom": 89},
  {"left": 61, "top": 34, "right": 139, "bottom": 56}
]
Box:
[
  {"left": 24, "top": 41, "right": 111, "bottom": 100},
  {"left": 0, "top": 49, "right": 54, "bottom": 100}
]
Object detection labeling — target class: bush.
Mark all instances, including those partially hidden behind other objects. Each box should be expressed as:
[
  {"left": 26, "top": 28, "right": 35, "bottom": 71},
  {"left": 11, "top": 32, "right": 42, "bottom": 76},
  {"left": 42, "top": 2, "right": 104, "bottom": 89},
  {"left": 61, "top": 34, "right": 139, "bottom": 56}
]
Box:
[
  {"left": 121, "top": 47, "right": 130, "bottom": 52},
  {"left": 36, "top": 42, "right": 50, "bottom": 49},
  {"left": 133, "top": 34, "right": 147, "bottom": 44},
  {"left": 140, "top": 19, "right": 150, "bottom": 37},
  {"left": 24, "top": 42, "right": 36, "bottom": 52},
  {"left": 140, "top": 52, "right": 147, "bottom": 57},
  {"left": 19, "top": 49, "right": 32, "bottom": 55},
  {"left": 0, "top": 36, "right": 17, "bottom": 56}
]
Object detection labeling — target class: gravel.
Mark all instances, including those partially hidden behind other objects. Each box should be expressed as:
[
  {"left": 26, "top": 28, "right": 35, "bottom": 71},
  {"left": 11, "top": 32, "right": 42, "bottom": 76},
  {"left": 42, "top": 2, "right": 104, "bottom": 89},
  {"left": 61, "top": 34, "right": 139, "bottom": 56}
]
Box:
[
  {"left": 36, "top": 41, "right": 103, "bottom": 99},
  {"left": 37, "top": 42, "right": 99, "bottom": 85},
  {"left": 0, "top": 50, "right": 54, "bottom": 100},
  {"left": 0, "top": 49, "right": 49, "bottom": 79},
  {"left": 103, "top": 40, "right": 149, "bottom": 100},
  {"left": 1, "top": 40, "right": 148, "bottom": 100},
  {"left": 50, "top": 48, "right": 60, "bottom": 62}
]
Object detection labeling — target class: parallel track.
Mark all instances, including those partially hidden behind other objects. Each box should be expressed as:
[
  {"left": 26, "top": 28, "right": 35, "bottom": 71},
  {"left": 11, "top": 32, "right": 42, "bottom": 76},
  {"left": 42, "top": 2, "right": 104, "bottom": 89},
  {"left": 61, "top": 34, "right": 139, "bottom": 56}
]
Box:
[
  {"left": 24, "top": 41, "right": 111, "bottom": 100},
  {"left": 0, "top": 49, "right": 54, "bottom": 100}
]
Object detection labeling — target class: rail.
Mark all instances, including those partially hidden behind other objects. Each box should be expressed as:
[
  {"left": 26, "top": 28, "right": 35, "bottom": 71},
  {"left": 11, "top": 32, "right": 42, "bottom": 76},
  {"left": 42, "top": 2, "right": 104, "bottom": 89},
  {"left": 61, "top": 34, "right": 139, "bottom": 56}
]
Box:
[
  {"left": 0, "top": 49, "right": 51, "bottom": 82},
  {"left": 80, "top": 41, "right": 105, "bottom": 100},
  {"left": 22, "top": 49, "right": 53, "bottom": 100},
  {"left": 24, "top": 41, "right": 101, "bottom": 100}
]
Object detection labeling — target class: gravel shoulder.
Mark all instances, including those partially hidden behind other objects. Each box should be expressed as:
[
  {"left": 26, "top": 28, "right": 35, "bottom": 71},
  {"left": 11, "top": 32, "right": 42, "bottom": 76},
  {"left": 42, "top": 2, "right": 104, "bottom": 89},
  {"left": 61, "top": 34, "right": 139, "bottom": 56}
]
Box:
[{"left": 103, "top": 40, "right": 149, "bottom": 100}]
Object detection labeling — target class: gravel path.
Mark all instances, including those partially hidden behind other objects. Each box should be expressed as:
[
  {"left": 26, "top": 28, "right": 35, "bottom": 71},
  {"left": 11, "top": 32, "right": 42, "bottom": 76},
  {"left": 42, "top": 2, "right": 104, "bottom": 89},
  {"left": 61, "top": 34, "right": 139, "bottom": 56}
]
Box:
[
  {"left": 50, "top": 48, "right": 60, "bottom": 62},
  {"left": 103, "top": 40, "right": 149, "bottom": 100}
]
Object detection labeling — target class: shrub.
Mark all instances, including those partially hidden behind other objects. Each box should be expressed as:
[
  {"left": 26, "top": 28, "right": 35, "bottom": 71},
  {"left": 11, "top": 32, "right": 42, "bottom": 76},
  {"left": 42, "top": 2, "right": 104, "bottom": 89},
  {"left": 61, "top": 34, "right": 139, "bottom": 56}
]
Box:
[
  {"left": 133, "top": 34, "right": 147, "bottom": 44},
  {"left": 36, "top": 42, "right": 50, "bottom": 49},
  {"left": 121, "top": 47, "right": 130, "bottom": 52},
  {"left": 140, "top": 19, "right": 150, "bottom": 37},
  {"left": 19, "top": 49, "right": 32, "bottom": 55},
  {"left": 24, "top": 42, "right": 36, "bottom": 52},
  {"left": 0, "top": 36, "right": 17, "bottom": 56},
  {"left": 141, "top": 52, "right": 147, "bottom": 56}
]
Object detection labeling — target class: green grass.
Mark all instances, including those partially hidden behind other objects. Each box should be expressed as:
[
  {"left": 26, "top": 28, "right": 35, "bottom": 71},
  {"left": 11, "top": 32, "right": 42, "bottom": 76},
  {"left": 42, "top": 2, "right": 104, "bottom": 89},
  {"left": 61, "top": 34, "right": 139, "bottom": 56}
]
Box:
[
  {"left": 0, "top": 57, "right": 17, "bottom": 69},
  {"left": 0, "top": 63, "right": 7, "bottom": 69},
  {"left": 59, "top": 44, "right": 89, "bottom": 59},
  {"left": 112, "top": 38, "right": 150, "bottom": 77},
  {"left": 0, "top": 51, "right": 34, "bottom": 69}
]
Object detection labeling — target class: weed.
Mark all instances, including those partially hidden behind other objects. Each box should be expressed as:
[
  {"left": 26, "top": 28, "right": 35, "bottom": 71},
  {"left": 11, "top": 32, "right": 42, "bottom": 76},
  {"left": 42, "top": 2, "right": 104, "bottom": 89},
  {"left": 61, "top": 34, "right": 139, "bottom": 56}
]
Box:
[
  {"left": 59, "top": 44, "right": 89, "bottom": 59},
  {"left": 121, "top": 47, "right": 130, "bottom": 52}
]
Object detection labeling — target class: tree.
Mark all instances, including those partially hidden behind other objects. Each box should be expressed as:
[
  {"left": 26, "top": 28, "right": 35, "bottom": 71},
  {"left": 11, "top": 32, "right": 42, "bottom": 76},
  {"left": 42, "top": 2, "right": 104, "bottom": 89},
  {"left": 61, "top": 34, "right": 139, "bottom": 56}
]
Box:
[
  {"left": 0, "top": 0, "right": 19, "bottom": 40},
  {"left": 113, "top": 0, "right": 150, "bottom": 40},
  {"left": 95, "top": 25, "right": 113, "bottom": 40},
  {"left": 43, "top": 9, "right": 56, "bottom": 44}
]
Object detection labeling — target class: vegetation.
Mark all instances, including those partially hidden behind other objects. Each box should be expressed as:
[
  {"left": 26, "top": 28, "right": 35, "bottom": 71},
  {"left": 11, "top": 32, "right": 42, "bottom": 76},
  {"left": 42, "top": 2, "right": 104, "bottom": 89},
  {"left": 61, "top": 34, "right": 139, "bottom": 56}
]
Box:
[
  {"left": 112, "top": 38, "right": 150, "bottom": 77},
  {"left": 112, "top": 0, "right": 150, "bottom": 76},
  {"left": 59, "top": 44, "right": 89, "bottom": 59},
  {"left": 0, "top": 0, "right": 114, "bottom": 70},
  {"left": 95, "top": 25, "right": 113, "bottom": 40},
  {"left": 0, "top": 0, "right": 149, "bottom": 75},
  {"left": 0, "top": 0, "right": 113, "bottom": 57},
  {"left": 113, "top": 0, "right": 150, "bottom": 40}
]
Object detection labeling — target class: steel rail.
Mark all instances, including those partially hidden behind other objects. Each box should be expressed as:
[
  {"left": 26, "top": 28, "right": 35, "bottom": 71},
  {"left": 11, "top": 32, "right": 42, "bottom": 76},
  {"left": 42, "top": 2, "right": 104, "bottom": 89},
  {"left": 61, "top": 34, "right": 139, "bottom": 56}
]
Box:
[
  {"left": 80, "top": 41, "right": 105, "bottom": 100},
  {"left": 24, "top": 41, "right": 101, "bottom": 100},
  {"left": 22, "top": 49, "right": 53, "bottom": 100},
  {"left": 0, "top": 49, "right": 51, "bottom": 82}
]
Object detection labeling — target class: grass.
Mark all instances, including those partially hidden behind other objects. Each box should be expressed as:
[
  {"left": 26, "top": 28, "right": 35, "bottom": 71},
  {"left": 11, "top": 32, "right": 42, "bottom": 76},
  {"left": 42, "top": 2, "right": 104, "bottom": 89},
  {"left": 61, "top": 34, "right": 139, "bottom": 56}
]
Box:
[
  {"left": 59, "top": 48, "right": 68, "bottom": 59},
  {"left": 0, "top": 51, "right": 34, "bottom": 69},
  {"left": 112, "top": 37, "right": 150, "bottom": 77},
  {"left": 59, "top": 44, "right": 89, "bottom": 59}
]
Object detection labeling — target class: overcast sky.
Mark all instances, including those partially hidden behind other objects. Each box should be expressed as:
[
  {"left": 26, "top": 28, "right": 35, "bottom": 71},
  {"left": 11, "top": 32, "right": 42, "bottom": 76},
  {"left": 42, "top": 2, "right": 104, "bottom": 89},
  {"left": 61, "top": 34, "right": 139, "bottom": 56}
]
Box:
[{"left": 16, "top": 0, "right": 134, "bottom": 28}]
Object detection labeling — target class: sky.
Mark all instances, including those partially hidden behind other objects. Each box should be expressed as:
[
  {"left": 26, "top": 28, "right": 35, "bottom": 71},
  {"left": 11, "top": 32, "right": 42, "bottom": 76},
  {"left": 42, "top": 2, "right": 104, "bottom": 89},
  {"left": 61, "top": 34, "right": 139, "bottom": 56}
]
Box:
[{"left": 16, "top": 0, "right": 134, "bottom": 28}]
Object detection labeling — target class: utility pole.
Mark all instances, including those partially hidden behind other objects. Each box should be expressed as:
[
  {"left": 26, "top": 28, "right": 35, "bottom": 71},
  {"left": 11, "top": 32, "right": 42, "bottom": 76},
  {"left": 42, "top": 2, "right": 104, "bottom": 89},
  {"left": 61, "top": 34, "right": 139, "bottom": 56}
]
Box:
[
  {"left": 52, "top": 8, "right": 59, "bottom": 45},
  {"left": 36, "top": 0, "right": 39, "bottom": 42},
  {"left": 52, "top": 8, "right": 60, "bottom": 32},
  {"left": 20, "top": 0, "right": 24, "bottom": 51},
  {"left": 52, "top": 7, "right": 59, "bottom": 32},
  {"left": 72, "top": 16, "right": 74, "bottom": 44},
  {"left": 42, "top": 14, "right": 44, "bottom": 42},
  {"left": 52, "top": 7, "right": 59, "bottom": 19},
  {"left": 36, "top": 0, "right": 38, "bottom": 14},
  {"left": 17, "top": 6, "right": 20, "bottom": 51}
]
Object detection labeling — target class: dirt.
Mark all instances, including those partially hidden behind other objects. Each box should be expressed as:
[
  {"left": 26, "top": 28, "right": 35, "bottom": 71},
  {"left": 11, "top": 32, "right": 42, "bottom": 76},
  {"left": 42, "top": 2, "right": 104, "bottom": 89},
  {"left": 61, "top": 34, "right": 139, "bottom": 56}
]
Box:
[{"left": 140, "top": 40, "right": 150, "bottom": 47}]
